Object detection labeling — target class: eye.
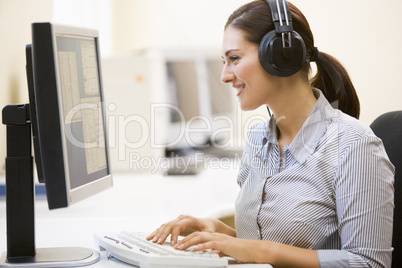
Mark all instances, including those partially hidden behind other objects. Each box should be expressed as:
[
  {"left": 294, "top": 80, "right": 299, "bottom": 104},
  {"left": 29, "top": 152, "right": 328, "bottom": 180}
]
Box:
[
  {"left": 221, "top": 55, "right": 240, "bottom": 65},
  {"left": 229, "top": 56, "right": 239, "bottom": 62}
]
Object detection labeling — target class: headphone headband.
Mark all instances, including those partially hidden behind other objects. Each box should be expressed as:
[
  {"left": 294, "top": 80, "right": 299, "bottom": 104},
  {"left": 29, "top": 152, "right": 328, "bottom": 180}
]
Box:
[{"left": 266, "top": 0, "right": 293, "bottom": 34}]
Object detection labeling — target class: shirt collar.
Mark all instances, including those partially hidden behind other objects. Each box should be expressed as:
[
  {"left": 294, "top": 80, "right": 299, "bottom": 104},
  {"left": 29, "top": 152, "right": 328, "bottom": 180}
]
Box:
[{"left": 265, "top": 88, "right": 338, "bottom": 164}]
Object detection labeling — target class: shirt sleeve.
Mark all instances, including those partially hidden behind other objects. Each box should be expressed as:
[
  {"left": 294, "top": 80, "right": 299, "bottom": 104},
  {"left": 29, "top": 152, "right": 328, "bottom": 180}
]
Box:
[{"left": 318, "top": 135, "right": 394, "bottom": 268}]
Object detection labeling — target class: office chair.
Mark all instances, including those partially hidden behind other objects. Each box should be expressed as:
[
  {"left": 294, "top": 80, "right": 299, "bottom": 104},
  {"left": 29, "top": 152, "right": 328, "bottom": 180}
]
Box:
[{"left": 370, "top": 110, "right": 402, "bottom": 268}]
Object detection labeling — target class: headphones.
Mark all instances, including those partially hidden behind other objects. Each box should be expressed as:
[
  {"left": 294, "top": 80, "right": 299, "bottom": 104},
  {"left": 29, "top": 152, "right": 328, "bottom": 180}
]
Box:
[{"left": 259, "top": 0, "right": 306, "bottom": 77}]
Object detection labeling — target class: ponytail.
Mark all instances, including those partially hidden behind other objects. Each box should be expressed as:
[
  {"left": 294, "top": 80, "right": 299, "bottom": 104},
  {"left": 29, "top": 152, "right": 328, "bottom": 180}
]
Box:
[
  {"left": 288, "top": 2, "right": 361, "bottom": 119},
  {"left": 311, "top": 52, "right": 360, "bottom": 119}
]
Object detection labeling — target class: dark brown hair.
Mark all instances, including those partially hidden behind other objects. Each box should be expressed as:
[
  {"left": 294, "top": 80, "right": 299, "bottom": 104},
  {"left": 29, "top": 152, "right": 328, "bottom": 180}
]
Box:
[{"left": 225, "top": 0, "right": 360, "bottom": 119}]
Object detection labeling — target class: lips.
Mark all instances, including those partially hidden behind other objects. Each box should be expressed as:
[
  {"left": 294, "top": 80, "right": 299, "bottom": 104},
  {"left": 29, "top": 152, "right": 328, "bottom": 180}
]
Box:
[{"left": 234, "top": 84, "right": 245, "bottom": 97}]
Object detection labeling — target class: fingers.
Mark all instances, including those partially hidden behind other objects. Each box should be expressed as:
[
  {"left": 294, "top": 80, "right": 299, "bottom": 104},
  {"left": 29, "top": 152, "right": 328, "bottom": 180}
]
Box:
[
  {"left": 146, "top": 222, "right": 173, "bottom": 244},
  {"left": 174, "top": 232, "right": 202, "bottom": 250},
  {"left": 146, "top": 215, "right": 200, "bottom": 246},
  {"left": 174, "top": 232, "right": 226, "bottom": 252},
  {"left": 170, "top": 225, "right": 182, "bottom": 246}
]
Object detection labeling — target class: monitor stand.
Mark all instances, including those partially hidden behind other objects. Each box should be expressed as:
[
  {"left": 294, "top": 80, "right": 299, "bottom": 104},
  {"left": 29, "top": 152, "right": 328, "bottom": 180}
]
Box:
[{"left": 1, "top": 104, "right": 100, "bottom": 267}]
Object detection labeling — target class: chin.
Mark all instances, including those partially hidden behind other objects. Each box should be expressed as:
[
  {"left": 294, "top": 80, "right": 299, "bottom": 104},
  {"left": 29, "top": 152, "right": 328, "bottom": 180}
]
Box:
[{"left": 239, "top": 103, "right": 254, "bottom": 111}]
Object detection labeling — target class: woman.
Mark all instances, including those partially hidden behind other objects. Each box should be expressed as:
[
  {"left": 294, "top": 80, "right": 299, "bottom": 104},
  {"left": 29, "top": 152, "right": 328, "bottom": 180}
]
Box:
[{"left": 147, "top": 1, "right": 395, "bottom": 267}]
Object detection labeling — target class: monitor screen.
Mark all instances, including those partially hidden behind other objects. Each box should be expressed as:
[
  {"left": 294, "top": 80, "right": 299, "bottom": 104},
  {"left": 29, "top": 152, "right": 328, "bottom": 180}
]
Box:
[{"left": 30, "top": 22, "right": 112, "bottom": 209}]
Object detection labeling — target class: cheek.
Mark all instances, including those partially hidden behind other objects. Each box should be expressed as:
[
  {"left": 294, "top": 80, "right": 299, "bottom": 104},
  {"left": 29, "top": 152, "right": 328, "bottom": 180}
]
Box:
[
  {"left": 235, "top": 61, "right": 259, "bottom": 82},
  {"left": 237, "top": 61, "right": 271, "bottom": 93}
]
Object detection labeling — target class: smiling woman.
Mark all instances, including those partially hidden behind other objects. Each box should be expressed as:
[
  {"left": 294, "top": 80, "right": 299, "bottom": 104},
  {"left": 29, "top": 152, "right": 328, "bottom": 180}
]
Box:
[{"left": 146, "top": 1, "right": 394, "bottom": 267}]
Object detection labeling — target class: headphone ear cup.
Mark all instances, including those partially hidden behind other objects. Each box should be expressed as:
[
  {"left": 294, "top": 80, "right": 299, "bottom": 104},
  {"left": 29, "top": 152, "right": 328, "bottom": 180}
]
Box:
[
  {"left": 259, "top": 30, "right": 281, "bottom": 76},
  {"left": 259, "top": 30, "right": 306, "bottom": 77}
]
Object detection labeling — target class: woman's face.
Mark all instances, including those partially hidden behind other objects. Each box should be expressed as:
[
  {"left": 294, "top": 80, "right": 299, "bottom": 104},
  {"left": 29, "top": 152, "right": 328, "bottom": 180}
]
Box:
[{"left": 221, "top": 26, "right": 277, "bottom": 111}]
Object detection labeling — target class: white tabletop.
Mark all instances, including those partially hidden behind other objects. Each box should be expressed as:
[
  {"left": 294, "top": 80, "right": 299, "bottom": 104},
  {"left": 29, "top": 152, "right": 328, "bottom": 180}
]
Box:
[{"left": 0, "top": 166, "right": 272, "bottom": 267}]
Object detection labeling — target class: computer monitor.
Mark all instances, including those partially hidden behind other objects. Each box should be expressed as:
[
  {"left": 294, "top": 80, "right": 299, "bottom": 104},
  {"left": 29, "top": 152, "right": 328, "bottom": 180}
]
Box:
[
  {"left": 30, "top": 22, "right": 112, "bottom": 209},
  {"left": 1, "top": 22, "right": 112, "bottom": 267}
]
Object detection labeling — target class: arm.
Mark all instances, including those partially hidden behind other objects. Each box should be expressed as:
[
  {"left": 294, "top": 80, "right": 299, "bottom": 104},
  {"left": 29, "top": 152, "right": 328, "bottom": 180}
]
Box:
[
  {"left": 176, "top": 232, "right": 320, "bottom": 268},
  {"left": 325, "top": 135, "right": 394, "bottom": 268},
  {"left": 211, "top": 217, "right": 236, "bottom": 237}
]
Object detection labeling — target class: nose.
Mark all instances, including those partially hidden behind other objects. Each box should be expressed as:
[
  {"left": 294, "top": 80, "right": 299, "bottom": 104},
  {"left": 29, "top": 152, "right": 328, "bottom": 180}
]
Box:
[{"left": 220, "top": 63, "right": 235, "bottom": 84}]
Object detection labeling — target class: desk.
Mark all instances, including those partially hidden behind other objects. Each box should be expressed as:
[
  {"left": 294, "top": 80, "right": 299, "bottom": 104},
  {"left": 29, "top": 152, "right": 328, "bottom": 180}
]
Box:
[{"left": 0, "top": 166, "right": 272, "bottom": 268}]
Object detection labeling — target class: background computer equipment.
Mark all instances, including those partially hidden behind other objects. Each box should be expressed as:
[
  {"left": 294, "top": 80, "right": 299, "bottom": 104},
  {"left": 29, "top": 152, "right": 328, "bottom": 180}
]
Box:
[
  {"left": 1, "top": 22, "right": 112, "bottom": 267},
  {"left": 102, "top": 49, "right": 238, "bottom": 173}
]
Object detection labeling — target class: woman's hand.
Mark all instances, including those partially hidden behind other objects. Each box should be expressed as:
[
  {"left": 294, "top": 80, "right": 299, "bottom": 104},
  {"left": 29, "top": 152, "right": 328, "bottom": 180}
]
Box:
[
  {"left": 174, "top": 231, "right": 255, "bottom": 263},
  {"left": 146, "top": 215, "right": 216, "bottom": 247},
  {"left": 148, "top": 218, "right": 320, "bottom": 267}
]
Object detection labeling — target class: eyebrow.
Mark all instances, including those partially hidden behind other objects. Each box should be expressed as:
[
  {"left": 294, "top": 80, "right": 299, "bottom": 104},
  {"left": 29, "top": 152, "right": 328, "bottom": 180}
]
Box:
[{"left": 224, "top": 49, "right": 240, "bottom": 57}]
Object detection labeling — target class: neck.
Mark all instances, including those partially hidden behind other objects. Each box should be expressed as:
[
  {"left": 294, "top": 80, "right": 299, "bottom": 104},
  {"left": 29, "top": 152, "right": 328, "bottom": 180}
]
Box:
[{"left": 269, "top": 79, "right": 317, "bottom": 146}]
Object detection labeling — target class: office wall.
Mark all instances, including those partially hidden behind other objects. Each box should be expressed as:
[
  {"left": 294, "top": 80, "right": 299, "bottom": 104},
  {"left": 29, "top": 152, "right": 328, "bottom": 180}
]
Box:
[
  {"left": 0, "top": 0, "right": 53, "bottom": 173},
  {"left": 1, "top": 0, "right": 401, "bottom": 173},
  {"left": 52, "top": 0, "right": 112, "bottom": 56},
  {"left": 111, "top": 0, "right": 246, "bottom": 53}
]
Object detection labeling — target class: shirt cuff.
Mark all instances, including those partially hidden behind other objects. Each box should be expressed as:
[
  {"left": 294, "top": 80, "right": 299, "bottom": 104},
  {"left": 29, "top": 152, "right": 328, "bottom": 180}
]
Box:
[{"left": 317, "top": 250, "right": 349, "bottom": 268}]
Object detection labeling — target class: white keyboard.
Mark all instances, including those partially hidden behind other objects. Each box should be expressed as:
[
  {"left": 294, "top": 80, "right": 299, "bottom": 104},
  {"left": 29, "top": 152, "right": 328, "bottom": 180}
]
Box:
[{"left": 94, "top": 231, "right": 229, "bottom": 268}]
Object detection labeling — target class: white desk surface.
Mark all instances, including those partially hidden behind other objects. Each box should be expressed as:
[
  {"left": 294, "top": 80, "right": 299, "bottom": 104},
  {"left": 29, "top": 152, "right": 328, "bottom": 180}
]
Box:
[{"left": 0, "top": 166, "right": 272, "bottom": 268}]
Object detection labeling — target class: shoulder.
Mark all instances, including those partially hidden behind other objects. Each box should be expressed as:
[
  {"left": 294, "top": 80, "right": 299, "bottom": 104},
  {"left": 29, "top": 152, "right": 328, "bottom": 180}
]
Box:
[
  {"left": 316, "top": 108, "right": 394, "bottom": 174},
  {"left": 331, "top": 110, "right": 394, "bottom": 173},
  {"left": 330, "top": 110, "right": 378, "bottom": 145}
]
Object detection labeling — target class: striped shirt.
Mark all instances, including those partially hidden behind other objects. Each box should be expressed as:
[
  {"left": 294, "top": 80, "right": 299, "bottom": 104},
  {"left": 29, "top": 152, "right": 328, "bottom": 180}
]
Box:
[{"left": 235, "top": 89, "right": 395, "bottom": 268}]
